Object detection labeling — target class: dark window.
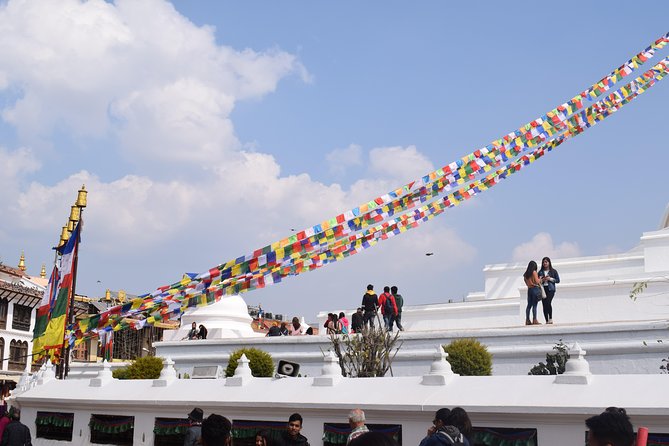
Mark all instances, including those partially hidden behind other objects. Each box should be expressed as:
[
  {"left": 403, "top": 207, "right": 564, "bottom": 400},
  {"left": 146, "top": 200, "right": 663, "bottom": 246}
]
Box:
[
  {"left": 648, "top": 432, "right": 669, "bottom": 446},
  {"left": 0, "top": 299, "right": 8, "bottom": 329},
  {"left": 12, "top": 304, "right": 32, "bottom": 331},
  {"left": 0, "top": 338, "right": 4, "bottom": 370},
  {"left": 90, "top": 414, "right": 134, "bottom": 445},
  {"left": 323, "top": 423, "right": 402, "bottom": 446},
  {"left": 154, "top": 418, "right": 189, "bottom": 446},
  {"left": 472, "top": 427, "right": 538, "bottom": 446},
  {"left": 8, "top": 340, "right": 28, "bottom": 371},
  {"left": 36, "top": 411, "right": 74, "bottom": 441}
]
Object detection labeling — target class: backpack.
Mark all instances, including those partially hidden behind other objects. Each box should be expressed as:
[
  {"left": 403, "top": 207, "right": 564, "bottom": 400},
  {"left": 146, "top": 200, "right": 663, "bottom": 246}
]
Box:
[
  {"left": 383, "top": 293, "right": 394, "bottom": 314},
  {"left": 341, "top": 323, "right": 348, "bottom": 334}
]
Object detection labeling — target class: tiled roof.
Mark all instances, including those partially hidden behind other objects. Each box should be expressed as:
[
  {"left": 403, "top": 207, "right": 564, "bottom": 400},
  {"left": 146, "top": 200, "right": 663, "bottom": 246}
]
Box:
[{"left": 0, "top": 280, "right": 42, "bottom": 307}]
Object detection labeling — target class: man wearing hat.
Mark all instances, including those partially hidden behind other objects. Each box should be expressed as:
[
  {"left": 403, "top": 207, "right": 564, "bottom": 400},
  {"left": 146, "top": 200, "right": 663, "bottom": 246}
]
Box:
[{"left": 184, "top": 408, "right": 204, "bottom": 446}]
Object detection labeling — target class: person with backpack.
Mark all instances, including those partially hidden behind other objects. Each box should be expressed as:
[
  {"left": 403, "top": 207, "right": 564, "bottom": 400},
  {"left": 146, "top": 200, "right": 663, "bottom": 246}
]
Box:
[
  {"left": 419, "top": 408, "right": 469, "bottom": 446},
  {"left": 390, "top": 286, "right": 405, "bottom": 331},
  {"left": 378, "top": 286, "right": 398, "bottom": 332}
]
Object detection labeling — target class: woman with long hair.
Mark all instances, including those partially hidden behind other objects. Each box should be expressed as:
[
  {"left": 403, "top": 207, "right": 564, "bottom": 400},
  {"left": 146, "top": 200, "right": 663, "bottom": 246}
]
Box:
[
  {"left": 538, "top": 256, "right": 560, "bottom": 324},
  {"left": 523, "top": 260, "right": 542, "bottom": 325}
]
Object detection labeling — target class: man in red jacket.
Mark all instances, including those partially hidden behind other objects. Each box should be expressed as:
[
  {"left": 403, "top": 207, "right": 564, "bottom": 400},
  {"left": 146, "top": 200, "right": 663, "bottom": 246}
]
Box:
[{"left": 378, "top": 286, "right": 398, "bottom": 332}]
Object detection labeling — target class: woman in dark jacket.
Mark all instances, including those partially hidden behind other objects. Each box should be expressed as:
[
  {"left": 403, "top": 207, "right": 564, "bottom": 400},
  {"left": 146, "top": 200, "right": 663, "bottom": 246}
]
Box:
[{"left": 538, "top": 256, "right": 560, "bottom": 324}]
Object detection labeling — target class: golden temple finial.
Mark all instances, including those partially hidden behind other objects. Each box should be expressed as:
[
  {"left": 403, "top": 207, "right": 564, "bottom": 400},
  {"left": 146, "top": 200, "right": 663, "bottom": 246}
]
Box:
[
  {"left": 118, "top": 290, "right": 126, "bottom": 303},
  {"left": 105, "top": 289, "right": 111, "bottom": 301},
  {"left": 18, "top": 252, "right": 26, "bottom": 272},
  {"left": 40, "top": 263, "right": 46, "bottom": 278}
]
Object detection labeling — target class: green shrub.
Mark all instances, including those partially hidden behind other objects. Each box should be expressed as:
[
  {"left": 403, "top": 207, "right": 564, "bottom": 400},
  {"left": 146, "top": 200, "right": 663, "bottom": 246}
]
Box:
[
  {"left": 528, "top": 340, "right": 570, "bottom": 375},
  {"left": 443, "top": 338, "right": 492, "bottom": 376},
  {"left": 112, "top": 356, "right": 164, "bottom": 380},
  {"left": 225, "top": 348, "right": 274, "bottom": 377}
]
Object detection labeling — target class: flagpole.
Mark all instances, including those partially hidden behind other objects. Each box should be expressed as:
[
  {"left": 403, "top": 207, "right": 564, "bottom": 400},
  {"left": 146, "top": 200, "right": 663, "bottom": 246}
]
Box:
[
  {"left": 61, "top": 220, "right": 81, "bottom": 379},
  {"left": 60, "top": 185, "right": 87, "bottom": 379}
]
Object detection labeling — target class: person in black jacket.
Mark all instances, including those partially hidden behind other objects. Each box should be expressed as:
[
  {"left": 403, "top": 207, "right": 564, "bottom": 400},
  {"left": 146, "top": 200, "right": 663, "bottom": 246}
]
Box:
[
  {"left": 351, "top": 308, "right": 364, "bottom": 333},
  {"left": 361, "top": 284, "right": 378, "bottom": 329},
  {"left": 277, "top": 413, "right": 310, "bottom": 446},
  {"left": 1, "top": 408, "right": 31, "bottom": 446}
]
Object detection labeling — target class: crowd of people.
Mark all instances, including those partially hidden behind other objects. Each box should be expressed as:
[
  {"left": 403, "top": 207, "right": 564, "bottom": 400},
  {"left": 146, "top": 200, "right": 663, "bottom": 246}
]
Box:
[
  {"left": 183, "top": 405, "right": 637, "bottom": 446},
  {"left": 264, "top": 283, "right": 407, "bottom": 337},
  {"left": 523, "top": 256, "right": 560, "bottom": 325}
]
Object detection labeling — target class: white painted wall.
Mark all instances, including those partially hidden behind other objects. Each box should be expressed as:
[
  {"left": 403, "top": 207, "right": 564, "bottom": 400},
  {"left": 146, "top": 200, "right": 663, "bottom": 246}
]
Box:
[{"left": 13, "top": 353, "right": 669, "bottom": 446}]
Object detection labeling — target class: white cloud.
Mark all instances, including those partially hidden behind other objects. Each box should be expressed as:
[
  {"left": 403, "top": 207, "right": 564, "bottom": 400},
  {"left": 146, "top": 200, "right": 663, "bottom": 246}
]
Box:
[
  {"left": 369, "top": 145, "right": 434, "bottom": 183},
  {"left": 511, "top": 232, "right": 581, "bottom": 262},
  {"left": 325, "top": 144, "right": 362, "bottom": 176},
  {"left": 0, "top": 146, "right": 40, "bottom": 183},
  {"left": 0, "top": 0, "right": 476, "bottom": 319},
  {"left": 0, "top": 0, "right": 306, "bottom": 163}
]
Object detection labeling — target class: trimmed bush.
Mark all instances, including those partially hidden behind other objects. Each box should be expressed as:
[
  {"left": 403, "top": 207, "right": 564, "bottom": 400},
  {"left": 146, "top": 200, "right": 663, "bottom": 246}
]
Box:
[
  {"left": 443, "top": 338, "right": 493, "bottom": 376},
  {"left": 225, "top": 348, "right": 274, "bottom": 377},
  {"left": 112, "top": 356, "right": 164, "bottom": 380}
]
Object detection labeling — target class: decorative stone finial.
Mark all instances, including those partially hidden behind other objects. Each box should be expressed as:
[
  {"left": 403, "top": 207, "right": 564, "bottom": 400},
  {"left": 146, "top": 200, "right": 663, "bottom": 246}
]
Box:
[
  {"left": 153, "top": 357, "right": 177, "bottom": 387},
  {"left": 422, "top": 345, "right": 457, "bottom": 386},
  {"left": 38, "top": 359, "right": 57, "bottom": 384},
  {"left": 90, "top": 360, "right": 115, "bottom": 387},
  {"left": 313, "top": 351, "right": 344, "bottom": 386},
  {"left": 226, "top": 353, "right": 254, "bottom": 386},
  {"left": 554, "top": 342, "right": 592, "bottom": 385}
]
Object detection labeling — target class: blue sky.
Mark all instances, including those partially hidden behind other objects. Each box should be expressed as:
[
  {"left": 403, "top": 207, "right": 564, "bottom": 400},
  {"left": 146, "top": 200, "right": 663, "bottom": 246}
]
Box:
[{"left": 1, "top": 0, "right": 668, "bottom": 322}]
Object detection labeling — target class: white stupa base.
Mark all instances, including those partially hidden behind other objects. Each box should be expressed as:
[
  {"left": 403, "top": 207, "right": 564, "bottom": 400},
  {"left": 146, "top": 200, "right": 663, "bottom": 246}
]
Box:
[{"left": 162, "top": 295, "right": 264, "bottom": 340}]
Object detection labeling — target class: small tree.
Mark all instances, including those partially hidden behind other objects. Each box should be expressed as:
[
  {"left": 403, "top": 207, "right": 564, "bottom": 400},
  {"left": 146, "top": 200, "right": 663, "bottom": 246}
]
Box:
[
  {"left": 528, "top": 340, "right": 570, "bottom": 375},
  {"left": 225, "top": 348, "right": 274, "bottom": 377},
  {"left": 329, "top": 318, "right": 402, "bottom": 377},
  {"left": 443, "top": 338, "right": 492, "bottom": 376},
  {"left": 112, "top": 356, "right": 164, "bottom": 379}
]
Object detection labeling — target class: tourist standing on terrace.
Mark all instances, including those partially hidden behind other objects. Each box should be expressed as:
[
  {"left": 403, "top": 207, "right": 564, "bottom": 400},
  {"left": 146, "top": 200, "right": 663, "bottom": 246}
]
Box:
[
  {"left": 351, "top": 308, "right": 364, "bottom": 333},
  {"left": 523, "top": 261, "right": 542, "bottom": 325},
  {"left": 390, "top": 286, "right": 404, "bottom": 331},
  {"left": 201, "top": 414, "right": 232, "bottom": 446},
  {"left": 278, "top": 413, "right": 310, "bottom": 446},
  {"left": 346, "top": 409, "right": 369, "bottom": 444},
  {"left": 184, "top": 408, "right": 204, "bottom": 446},
  {"left": 339, "top": 311, "right": 350, "bottom": 334},
  {"left": 419, "top": 408, "right": 469, "bottom": 446},
  {"left": 361, "top": 284, "right": 379, "bottom": 328},
  {"left": 379, "top": 286, "right": 398, "bottom": 331},
  {"left": 585, "top": 407, "right": 634, "bottom": 446},
  {"left": 538, "top": 256, "right": 560, "bottom": 324}
]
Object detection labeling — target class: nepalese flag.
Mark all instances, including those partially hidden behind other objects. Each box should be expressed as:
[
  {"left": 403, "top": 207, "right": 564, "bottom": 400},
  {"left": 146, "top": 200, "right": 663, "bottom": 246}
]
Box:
[
  {"left": 42, "top": 220, "right": 82, "bottom": 359},
  {"left": 32, "top": 265, "right": 60, "bottom": 361}
]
